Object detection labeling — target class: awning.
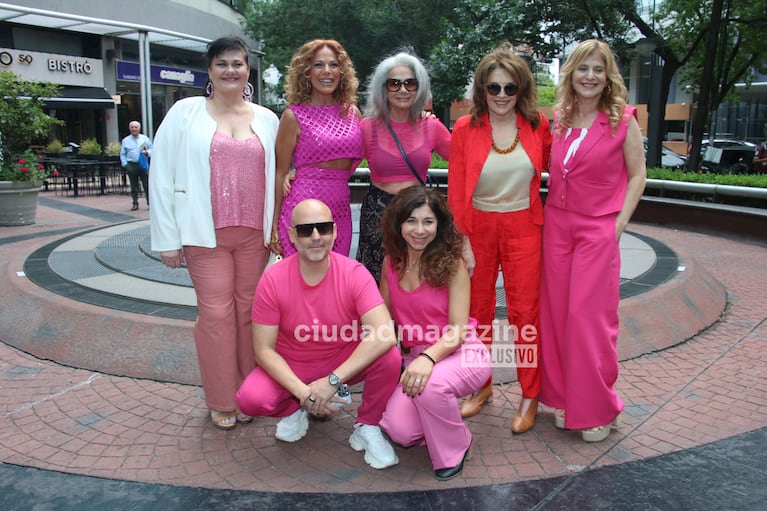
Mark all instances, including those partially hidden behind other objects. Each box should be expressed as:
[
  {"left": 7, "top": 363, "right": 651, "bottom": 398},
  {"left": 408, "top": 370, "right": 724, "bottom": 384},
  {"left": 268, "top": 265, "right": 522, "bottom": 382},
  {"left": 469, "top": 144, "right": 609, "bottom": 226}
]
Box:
[{"left": 43, "top": 86, "right": 115, "bottom": 110}]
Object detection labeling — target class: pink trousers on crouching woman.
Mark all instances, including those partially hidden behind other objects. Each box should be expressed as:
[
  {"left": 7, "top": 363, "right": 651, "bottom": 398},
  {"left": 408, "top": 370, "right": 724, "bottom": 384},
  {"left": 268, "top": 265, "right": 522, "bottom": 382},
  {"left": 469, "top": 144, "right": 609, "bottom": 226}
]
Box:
[
  {"left": 380, "top": 337, "right": 491, "bottom": 470},
  {"left": 184, "top": 226, "right": 269, "bottom": 412}
]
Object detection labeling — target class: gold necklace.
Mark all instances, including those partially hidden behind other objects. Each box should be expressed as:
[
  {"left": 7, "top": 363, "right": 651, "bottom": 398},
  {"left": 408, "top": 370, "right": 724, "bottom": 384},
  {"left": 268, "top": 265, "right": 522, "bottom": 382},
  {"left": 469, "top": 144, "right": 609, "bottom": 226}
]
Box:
[{"left": 491, "top": 130, "right": 520, "bottom": 154}]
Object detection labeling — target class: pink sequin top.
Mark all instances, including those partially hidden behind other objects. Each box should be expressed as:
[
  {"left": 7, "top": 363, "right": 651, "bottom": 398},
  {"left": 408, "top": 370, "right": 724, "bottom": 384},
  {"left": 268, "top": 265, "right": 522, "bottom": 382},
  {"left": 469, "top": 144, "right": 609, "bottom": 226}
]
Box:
[
  {"left": 209, "top": 130, "right": 265, "bottom": 229},
  {"left": 290, "top": 103, "right": 362, "bottom": 167}
]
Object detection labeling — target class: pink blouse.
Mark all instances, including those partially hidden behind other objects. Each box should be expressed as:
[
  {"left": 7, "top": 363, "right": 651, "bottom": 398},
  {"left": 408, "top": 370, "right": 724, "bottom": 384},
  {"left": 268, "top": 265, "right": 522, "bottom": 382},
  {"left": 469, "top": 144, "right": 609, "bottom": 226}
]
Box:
[
  {"left": 209, "top": 130, "right": 265, "bottom": 229},
  {"left": 361, "top": 116, "right": 451, "bottom": 183}
]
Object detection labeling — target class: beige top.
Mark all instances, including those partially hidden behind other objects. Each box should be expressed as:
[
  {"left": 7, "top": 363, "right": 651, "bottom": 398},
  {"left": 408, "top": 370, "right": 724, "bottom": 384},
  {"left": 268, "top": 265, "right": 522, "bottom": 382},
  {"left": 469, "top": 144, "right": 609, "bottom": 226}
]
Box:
[{"left": 472, "top": 145, "right": 534, "bottom": 212}]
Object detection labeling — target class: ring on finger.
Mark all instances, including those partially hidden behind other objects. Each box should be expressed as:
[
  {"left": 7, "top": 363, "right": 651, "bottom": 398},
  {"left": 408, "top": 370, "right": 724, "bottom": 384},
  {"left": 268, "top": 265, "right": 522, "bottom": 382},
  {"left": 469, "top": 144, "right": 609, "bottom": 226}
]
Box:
[{"left": 308, "top": 397, "right": 316, "bottom": 403}]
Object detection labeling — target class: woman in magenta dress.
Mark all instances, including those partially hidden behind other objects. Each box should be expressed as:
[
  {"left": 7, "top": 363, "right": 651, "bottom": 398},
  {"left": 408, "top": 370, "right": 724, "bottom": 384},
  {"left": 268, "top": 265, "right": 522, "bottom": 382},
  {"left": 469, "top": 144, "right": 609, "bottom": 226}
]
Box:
[
  {"left": 379, "top": 186, "right": 491, "bottom": 481},
  {"left": 270, "top": 39, "right": 362, "bottom": 257}
]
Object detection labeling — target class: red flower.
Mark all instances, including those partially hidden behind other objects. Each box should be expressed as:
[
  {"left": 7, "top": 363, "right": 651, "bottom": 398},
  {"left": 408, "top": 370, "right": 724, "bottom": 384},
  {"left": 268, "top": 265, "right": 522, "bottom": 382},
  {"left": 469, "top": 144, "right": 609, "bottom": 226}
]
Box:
[
  {"left": 53, "top": 170, "right": 59, "bottom": 177},
  {"left": 18, "top": 159, "right": 26, "bottom": 164},
  {"left": 38, "top": 164, "right": 44, "bottom": 169},
  {"left": 20, "top": 167, "right": 30, "bottom": 173}
]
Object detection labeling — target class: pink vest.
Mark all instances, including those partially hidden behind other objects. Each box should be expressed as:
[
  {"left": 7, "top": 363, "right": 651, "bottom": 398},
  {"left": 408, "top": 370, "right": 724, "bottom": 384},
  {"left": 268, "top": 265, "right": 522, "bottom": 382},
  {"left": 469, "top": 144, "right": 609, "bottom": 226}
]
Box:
[{"left": 547, "top": 106, "right": 636, "bottom": 216}]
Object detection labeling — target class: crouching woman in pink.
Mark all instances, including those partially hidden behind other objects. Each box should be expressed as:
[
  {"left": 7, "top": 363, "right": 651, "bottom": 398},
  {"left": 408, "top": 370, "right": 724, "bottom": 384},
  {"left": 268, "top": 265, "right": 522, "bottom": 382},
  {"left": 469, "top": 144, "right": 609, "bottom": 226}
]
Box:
[{"left": 379, "top": 186, "right": 491, "bottom": 481}]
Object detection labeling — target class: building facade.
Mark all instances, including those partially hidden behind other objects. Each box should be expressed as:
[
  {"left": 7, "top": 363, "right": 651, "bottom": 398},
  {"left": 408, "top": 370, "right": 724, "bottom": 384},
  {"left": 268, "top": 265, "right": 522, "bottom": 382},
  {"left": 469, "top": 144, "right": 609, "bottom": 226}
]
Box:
[{"left": 0, "top": 0, "right": 261, "bottom": 149}]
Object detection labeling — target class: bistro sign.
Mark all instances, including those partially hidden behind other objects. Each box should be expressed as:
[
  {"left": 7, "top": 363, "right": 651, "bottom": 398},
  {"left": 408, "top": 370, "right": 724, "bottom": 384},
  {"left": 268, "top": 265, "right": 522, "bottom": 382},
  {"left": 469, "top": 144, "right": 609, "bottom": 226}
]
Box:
[{"left": 0, "top": 48, "right": 104, "bottom": 87}]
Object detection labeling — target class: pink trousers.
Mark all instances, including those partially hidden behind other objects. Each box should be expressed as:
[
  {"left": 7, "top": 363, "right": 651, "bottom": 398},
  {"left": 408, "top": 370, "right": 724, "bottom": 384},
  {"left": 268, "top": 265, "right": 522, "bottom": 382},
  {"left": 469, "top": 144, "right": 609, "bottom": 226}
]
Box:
[
  {"left": 236, "top": 344, "right": 401, "bottom": 425},
  {"left": 469, "top": 208, "right": 541, "bottom": 397},
  {"left": 380, "top": 339, "right": 491, "bottom": 470},
  {"left": 539, "top": 207, "right": 623, "bottom": 429},
  {"left": 183, "top": 227, "right": 269, "bottom": 412}
]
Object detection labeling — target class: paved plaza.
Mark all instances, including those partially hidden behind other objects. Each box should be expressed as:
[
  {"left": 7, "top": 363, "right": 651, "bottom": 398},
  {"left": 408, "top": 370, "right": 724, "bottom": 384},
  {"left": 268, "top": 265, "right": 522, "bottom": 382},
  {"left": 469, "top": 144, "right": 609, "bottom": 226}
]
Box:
[{"left": 0, "top": 191, "right": 765, "bottom": 510}]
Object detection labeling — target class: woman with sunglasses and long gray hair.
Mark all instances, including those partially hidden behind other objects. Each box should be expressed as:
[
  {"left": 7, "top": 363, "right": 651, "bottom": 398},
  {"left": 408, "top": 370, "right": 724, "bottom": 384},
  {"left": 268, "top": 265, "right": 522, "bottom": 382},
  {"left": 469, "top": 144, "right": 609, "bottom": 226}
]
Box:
[
  {"left": 356, "top": 51, "right": 451, "bottom": 284},
  {"left": 448, "top": 43, "right": 551, "bottom": 433}
]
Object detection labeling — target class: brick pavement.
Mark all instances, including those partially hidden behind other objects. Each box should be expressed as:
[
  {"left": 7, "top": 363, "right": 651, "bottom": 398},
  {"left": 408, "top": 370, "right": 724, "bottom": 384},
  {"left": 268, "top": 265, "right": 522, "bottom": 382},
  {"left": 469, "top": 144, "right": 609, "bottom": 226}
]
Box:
[{"left": 0, "top": 192, "right": 765, "bottom": 496}]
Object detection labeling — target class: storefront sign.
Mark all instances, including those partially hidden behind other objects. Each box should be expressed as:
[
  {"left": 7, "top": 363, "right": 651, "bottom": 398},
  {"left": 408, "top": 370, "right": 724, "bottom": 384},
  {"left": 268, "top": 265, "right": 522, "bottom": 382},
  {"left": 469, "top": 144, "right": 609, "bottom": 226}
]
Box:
[
  {"left": 116, "top": 61, "right": 207, "bottom": 88},
  {"left": 0, "top": 48, "right": 104, "bottom": 87}
]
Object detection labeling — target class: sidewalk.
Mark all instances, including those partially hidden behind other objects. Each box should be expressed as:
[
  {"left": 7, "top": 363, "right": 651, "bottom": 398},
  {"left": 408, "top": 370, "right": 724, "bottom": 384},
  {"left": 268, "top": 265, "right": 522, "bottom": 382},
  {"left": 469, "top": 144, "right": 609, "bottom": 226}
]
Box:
[{"left": 0, "top": 192, "right": 766, "bottom": 510}]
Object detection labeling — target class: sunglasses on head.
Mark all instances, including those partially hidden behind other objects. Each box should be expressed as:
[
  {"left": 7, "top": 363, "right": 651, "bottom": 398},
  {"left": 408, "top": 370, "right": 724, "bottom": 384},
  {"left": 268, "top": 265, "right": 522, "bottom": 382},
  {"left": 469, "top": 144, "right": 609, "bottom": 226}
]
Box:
[
  {"left": 486, "top": 82, "right": 519, "bottom": 96},
  {"left": 386, "top": 78, "right": 418, "bottom": 92},
  {"left": 293, "top": 221, "right": 334, "bottom": 238}
]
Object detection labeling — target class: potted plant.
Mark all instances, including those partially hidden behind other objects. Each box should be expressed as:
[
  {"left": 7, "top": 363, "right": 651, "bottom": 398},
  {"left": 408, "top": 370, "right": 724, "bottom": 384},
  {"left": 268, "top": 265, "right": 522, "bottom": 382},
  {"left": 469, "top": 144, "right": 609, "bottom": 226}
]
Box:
[
  {"left": 0, "top": 70, "right": 61, "bottom": 225},
  {"left": 77, "top": 138, "right": 102, "bottom": 159}
]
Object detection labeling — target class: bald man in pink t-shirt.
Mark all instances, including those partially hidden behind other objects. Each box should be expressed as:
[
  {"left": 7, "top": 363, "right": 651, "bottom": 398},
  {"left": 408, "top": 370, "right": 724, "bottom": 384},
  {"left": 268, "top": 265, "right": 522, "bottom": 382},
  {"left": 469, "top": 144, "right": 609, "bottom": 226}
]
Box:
[{"left": 236, "top": 199, "right": 402, "bottom": 469}]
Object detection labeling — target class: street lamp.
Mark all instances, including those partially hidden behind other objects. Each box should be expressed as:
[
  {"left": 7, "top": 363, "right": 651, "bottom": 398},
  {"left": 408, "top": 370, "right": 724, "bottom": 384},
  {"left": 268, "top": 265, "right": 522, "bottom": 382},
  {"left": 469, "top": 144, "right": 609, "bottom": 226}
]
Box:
[{"left": 637, "top": 38, "right": 664, "bottom": 169}]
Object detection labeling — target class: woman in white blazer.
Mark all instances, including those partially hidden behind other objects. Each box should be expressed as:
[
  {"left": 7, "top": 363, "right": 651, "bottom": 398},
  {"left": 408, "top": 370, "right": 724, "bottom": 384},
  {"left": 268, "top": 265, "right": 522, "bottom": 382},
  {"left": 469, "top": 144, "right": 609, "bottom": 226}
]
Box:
[{"left": 150, "top": 37, "right": 279, "bottom": 431}]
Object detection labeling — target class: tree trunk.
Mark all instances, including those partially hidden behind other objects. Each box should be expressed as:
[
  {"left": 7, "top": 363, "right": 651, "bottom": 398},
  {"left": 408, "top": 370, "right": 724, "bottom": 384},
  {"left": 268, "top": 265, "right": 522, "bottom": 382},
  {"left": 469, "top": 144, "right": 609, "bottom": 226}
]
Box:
[{"left": 688, "top": 0, "right": 725, "bottom": 172}]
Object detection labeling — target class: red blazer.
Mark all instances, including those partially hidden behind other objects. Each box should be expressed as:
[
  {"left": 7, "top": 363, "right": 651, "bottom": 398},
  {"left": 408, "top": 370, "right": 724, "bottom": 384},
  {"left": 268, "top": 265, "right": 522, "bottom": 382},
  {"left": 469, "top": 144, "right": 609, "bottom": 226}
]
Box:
[{"left": 448, "top": 111, "right": 552, "bottom": 235}]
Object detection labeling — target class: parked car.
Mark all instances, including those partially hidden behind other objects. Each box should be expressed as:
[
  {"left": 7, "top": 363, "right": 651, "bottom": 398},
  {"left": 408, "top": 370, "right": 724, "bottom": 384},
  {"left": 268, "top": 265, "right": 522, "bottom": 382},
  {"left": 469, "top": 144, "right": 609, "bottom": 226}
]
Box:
[
  {"left": 688, "top": 139, "right": 758, "bottom": 174},
  {"left": 643, "top": 138, "right": 687, "bottom": 169}
]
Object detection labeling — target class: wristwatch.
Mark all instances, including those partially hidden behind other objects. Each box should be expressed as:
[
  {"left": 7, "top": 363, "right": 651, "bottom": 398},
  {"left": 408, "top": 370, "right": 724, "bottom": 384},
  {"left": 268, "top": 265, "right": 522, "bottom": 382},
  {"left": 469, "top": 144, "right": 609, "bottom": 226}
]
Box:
[{"left": 328, "top": 372, "right": 341, "bottom": 388}]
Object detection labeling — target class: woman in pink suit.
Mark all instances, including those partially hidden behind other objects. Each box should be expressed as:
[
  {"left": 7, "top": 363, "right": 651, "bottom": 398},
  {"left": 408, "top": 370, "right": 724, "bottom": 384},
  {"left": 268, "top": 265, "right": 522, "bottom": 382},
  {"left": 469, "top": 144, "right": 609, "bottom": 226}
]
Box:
[
  {"left": 448, "top": 44, "right": 551, "bottom": 433},
  {"left": 539, "top": 39, "right": 646, "bottom": 442},
  {"left": 379, "top": 186, "right": 491, "bottom": 481}
]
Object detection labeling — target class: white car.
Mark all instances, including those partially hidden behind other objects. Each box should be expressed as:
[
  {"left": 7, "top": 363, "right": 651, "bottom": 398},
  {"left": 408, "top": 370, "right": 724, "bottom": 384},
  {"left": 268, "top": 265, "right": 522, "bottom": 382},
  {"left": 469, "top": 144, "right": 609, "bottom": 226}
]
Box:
[{"left": 643, "top": 138, "right": 687, "bottom": 169}]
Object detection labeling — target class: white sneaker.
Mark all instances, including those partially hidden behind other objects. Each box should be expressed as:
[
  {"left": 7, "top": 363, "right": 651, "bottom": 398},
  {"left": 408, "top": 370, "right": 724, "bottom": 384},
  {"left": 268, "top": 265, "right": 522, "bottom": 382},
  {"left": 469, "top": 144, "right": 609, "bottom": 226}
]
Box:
[
  {"left": 349, "top": 424, "right": 399, "bottom": 469},
  {"left": 275, "top": 408, "right": 308, "bottom": 442}
]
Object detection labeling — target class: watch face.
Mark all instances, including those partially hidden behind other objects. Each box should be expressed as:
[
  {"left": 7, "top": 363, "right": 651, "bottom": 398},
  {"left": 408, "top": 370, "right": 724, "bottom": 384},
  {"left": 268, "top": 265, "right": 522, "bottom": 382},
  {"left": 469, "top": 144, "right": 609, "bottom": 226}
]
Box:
[{"left": 329, "top": 373, "right": 341, "bottom": 387}]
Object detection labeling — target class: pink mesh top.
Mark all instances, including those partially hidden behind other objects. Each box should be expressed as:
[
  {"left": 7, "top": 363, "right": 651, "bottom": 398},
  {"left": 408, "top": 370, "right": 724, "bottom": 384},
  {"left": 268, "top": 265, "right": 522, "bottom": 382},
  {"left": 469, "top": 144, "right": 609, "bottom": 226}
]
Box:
[
  {"left": 361, "top": 116, "right": 451, "bottom": 183},
  {"left": 290, "top": 103, "right": 362, "bottom": 167},
  {"left": 209, "top": 130, "right": 265, "bottom": 229}
]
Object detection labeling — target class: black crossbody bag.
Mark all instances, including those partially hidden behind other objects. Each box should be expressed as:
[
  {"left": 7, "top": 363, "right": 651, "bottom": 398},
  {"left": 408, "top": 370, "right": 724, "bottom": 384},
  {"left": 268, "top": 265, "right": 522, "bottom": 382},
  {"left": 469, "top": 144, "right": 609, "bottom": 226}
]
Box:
[{"left": 385, "top": 121, "right": 435, "bottom": 188}]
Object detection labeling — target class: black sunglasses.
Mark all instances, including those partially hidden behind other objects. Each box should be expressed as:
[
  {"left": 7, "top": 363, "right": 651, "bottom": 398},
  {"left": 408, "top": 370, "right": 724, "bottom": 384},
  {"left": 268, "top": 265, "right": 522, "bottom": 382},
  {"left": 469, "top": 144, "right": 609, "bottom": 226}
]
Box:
[
  {"left": 486, "top": 82, "right": 519, "bottom": 96},
  {"left": 293, "top": 221, "right": 334, "bottom": 238},
  {"left": 386, "top": 78, "right": 419, "bottom": 92}
]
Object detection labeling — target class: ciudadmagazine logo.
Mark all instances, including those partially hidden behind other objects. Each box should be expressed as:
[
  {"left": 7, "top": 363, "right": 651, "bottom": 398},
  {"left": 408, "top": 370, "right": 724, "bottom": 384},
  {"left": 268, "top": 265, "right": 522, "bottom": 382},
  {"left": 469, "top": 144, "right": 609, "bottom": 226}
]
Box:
[{"left": 293, "top": 319, "right": 538, "bottom": 368}]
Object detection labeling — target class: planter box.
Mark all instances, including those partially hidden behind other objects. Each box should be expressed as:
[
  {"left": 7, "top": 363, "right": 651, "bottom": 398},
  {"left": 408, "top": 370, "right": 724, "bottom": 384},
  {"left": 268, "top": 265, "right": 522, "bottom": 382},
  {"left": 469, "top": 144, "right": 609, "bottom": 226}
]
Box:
[{"left": 0, "top": 180, "right": 41, "bottom": 226}]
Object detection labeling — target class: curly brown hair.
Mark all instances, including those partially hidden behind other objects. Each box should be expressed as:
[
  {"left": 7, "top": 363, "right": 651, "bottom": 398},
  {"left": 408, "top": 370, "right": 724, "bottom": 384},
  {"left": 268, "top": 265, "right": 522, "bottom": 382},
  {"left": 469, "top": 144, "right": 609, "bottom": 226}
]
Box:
[
  {"left": 284, "top": 39, "right": 358, "bottom": 113},
  {"left": 554, "top": 39, "right": 628, "bottom": 135},
  {"left": 381, "top": 186, "right": 463, "bottom": 288},
  {"left": 469, "top": 42, "right": 540, "bottom": 129}
]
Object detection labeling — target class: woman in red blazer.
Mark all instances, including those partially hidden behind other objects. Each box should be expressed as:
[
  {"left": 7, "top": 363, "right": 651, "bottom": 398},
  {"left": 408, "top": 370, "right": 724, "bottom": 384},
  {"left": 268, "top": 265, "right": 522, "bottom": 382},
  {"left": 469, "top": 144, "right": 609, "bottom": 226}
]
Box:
[{"left": 448, "top": 44, "right": 551, "bottom": 434}]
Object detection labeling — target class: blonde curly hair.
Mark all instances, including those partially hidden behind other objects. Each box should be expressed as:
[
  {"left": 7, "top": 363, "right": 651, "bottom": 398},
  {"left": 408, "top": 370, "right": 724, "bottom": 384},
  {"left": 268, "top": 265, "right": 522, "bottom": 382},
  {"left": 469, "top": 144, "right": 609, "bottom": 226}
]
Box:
[
  {"left": 284, "top": 39, "right": 358, "bottom": 113},
  {"left": 554, "top": 39, "right": 628, "bottom": 135}
]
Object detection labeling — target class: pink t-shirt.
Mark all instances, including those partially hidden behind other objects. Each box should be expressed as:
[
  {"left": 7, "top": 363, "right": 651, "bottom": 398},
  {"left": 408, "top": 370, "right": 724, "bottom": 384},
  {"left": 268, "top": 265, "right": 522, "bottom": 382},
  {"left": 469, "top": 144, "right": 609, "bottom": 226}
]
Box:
[
  {"left": 209, "top": 130, "right": 265, "bottom": 229},
  {"left": 361, "top": 116, "right": 451, "bottom": 183},
  {"left": 252, "top": 251, "right": 384, "bottom": 362}
]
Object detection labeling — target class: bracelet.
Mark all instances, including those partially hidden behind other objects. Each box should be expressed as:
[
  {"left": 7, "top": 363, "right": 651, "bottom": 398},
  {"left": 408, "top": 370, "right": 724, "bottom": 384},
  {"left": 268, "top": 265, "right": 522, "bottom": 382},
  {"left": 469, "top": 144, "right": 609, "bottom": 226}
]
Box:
[
  {"left": 419, "top": 352, "right": 436, "bottom": 365},
  {"left": 270, "top": 232, "right": 280, "bottom": 244}
]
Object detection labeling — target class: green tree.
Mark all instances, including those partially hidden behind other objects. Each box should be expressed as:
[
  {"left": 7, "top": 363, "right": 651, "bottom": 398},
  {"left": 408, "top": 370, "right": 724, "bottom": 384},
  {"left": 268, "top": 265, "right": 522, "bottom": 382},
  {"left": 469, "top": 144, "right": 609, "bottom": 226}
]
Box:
[
  {"left": 243, "top": 0, "right": 459, "bottom": 111},
  {"left": 654, "top": 0, "right": 767, "bottom": 171},
  {"left": 430, "top": 0, "right": 766, "bottom": 171},
  {"left": 428, "top": 0, "right": 632, "bottom": 108},
  {"left": 0, "top": 70, "right": 61, "bottom": 177}
]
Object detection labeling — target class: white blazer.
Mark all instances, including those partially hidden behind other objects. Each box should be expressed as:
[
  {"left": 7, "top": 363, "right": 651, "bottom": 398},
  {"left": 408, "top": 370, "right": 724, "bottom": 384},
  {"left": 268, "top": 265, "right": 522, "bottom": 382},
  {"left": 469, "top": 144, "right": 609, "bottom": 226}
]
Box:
[{"left": 149, "top": 96, "right": 279, "bottom": 251}]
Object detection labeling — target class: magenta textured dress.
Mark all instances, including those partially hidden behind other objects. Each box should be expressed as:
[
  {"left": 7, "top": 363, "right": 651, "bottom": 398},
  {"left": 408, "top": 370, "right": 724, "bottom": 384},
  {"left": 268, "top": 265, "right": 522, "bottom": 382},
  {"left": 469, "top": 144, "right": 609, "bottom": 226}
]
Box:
[{"left": 278, "top": 103, "right": 362, "bottom": 256}]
